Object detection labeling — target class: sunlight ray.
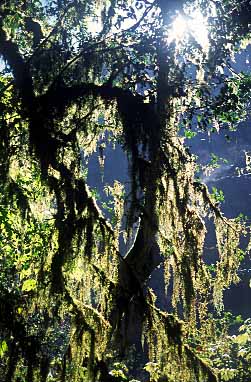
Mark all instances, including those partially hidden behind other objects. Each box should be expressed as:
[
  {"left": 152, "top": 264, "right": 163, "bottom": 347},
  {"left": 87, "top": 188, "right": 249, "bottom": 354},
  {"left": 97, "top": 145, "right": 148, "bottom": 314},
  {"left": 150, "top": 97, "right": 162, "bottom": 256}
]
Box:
[{"left": 168, "top": 9, "right": 209, "bottom": 49}]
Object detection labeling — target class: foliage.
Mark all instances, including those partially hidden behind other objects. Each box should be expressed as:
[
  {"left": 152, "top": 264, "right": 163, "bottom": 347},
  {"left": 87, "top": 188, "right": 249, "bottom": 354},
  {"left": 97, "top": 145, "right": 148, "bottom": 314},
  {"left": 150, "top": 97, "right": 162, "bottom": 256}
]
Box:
[
  {"left": 211, "top": 187, "right": 225, "bottom": 204},
  {"left": 187, "top": 314, "right": 251, "bottom": 382},
  {"left": 0, "top": 0, "right": 251, "bottom": 381}
]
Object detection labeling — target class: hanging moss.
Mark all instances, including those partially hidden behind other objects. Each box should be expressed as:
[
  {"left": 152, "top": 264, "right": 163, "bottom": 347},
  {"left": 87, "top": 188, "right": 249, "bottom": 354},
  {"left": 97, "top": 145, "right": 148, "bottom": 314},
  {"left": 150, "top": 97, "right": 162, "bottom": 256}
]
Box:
[
  {"left": 0, "top": 70, "right": 247, "bottom": 381},
  {"left": 0, "top": 1, "right": 250, "bottom": 381}
]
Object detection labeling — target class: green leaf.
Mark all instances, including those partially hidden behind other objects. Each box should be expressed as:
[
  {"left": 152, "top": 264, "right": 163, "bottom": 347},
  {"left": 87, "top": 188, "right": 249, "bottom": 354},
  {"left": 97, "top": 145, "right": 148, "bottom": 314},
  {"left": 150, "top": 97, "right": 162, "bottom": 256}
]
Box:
[
  {"left": 184, "top": 130, "right": 197, "bottom": 139},
  {"left": 211, "top": 187, "right": 225, "bottom": 203},
  {"left": 22, "top": 279, "right": 37, "bottom": 292},
  {"left": 0, "top": 340, "right": 8, "bottom": 358},
  {"left": 234, "top": 333, "right": 249, "bottom": 345}
]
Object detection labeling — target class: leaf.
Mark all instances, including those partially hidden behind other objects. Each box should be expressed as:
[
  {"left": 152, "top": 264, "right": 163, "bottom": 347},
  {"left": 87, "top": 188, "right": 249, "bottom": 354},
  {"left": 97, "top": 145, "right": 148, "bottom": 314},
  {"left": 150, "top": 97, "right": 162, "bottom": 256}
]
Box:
[
  {"left": 234, "top": 333, "right": 249, "bottom": 345},
  {"left": 197, "top": 114, "right": 202, "bottom": 123},
  {"left": 0, "top": 340, "right": 8, "bottom": 358},
  {"left": 22, "top": 279, "right": 37, "bottom": 292},
  {"left": 184, "top": 130, "right": 197, "bottom": 139}
]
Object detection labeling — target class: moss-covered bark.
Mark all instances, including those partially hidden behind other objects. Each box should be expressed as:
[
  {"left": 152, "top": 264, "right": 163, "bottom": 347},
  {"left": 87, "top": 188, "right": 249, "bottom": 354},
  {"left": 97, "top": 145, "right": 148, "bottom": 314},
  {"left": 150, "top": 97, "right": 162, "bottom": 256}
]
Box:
[{"left": 0, "top": 0, "right": 249, "bottom": 381}]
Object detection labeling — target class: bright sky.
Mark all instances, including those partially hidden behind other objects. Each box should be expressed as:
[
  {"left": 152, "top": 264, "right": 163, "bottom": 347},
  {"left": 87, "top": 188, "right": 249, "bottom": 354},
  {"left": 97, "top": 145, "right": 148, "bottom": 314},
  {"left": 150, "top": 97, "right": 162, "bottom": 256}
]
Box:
[
  {"left": 87, "top": 4, "right": 210, "bottom": 52},
  {"left": 0, "top": 59, "right": 6, "bottom": 72},
  {"left": 167, "top": 9, "right": 209, "bottom": 49}
]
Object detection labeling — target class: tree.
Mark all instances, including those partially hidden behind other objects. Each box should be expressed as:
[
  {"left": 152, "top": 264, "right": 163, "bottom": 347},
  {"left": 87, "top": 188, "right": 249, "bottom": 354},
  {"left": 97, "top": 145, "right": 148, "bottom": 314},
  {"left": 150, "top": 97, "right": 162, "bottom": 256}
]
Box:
[{"left": 0, "top": 0, "right": 250, "bottom": 381}]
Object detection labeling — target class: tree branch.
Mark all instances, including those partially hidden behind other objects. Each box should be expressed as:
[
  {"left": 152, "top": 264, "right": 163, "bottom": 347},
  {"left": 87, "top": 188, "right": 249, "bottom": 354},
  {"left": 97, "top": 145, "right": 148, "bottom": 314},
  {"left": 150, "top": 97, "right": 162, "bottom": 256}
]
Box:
[
  {"left": 24, "top": 17, "right": 44, "bottom": 47},
  {"left": 0, "top": 3, "right": 74, "bottom": 96},
  {"left": 0, "top": 21, "right": 35, "bottom": 108}
]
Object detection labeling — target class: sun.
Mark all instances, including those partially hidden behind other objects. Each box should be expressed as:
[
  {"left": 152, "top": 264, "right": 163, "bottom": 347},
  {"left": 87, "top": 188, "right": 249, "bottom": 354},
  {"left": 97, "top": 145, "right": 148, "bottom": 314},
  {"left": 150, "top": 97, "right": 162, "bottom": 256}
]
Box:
[
  {"left": 168, "top": 10, "right": 209, "bottom": 49},
  {"left": 86, "top": 4, "right": 210, "bottom": 52}
]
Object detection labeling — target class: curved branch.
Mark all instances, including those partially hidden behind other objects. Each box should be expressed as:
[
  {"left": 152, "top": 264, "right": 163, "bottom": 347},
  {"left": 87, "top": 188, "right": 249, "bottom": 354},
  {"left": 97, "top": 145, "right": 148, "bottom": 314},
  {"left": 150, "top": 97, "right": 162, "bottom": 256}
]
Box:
[{"left": 0, "top": 3, "right": 74, "bottom": 96}]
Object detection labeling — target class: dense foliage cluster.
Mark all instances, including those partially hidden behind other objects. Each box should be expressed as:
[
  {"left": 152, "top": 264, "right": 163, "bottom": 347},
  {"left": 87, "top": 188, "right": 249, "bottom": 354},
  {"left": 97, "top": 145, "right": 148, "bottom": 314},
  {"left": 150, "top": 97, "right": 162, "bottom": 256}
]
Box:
[{"left": 0, "top": 0, "right": 251, "bottom": 381}]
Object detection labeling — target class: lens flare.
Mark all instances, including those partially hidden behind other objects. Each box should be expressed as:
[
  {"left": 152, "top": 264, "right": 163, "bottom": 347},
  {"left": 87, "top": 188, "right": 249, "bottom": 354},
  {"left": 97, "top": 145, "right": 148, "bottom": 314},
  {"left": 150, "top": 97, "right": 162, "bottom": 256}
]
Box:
[{"left": 168, "top": 10, "right": 209, "bottom": 49}]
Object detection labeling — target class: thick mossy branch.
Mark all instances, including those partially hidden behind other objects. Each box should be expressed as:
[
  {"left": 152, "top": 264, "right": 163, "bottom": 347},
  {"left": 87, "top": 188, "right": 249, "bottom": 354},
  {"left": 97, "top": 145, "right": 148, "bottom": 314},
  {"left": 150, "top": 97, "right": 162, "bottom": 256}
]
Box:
[
  {"left": 0, "top": 74, "right": 239, "bottom": 381},
  {"left": 0, "top": 2, "right": 248, "bottom": 381},
  {"left": 24, "top": 17, "right": 44, "bottom": 47},
  {"left": 0, "top": 22, "right": 35, "bottom": 108},
  {"left": 145, "top": 290, "right": 217, "bottom": 382}
]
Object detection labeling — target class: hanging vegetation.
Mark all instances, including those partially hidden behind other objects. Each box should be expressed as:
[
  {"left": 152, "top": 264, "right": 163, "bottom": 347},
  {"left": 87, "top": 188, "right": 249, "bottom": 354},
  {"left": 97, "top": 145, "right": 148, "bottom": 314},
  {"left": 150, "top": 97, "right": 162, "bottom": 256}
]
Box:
[{"left": 0, "top": 0, "right": 251, "bottom": 381}]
